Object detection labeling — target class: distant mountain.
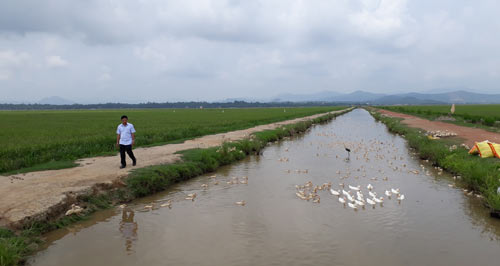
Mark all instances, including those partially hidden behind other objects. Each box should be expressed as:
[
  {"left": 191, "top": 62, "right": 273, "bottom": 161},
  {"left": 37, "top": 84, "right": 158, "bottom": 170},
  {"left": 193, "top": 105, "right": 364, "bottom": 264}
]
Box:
[
  {"left": 418, "top": 87, "right": 470, "bottom": 94},
  {"left": 269, "top": 90, "right": 500, "bottom": 104},
  {"left": 399, "top": 91, "right": 500, "bottom": 104},
  {"left": 371, "top": 95, "right": 445, "bottom": 105},
  {"left": 332, "top": 90, "right": 386, "bottom": 102},
  {"left": 272, "top": 91, "right": 342, "bottom": 102},
  {"left": 38, "top": 96, "right": 75, "bottom": 105}
]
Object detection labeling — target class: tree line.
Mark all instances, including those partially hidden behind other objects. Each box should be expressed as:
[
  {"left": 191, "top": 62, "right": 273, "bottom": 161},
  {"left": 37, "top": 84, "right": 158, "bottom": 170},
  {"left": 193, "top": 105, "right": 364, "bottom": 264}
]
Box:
[{"left": 0, "top": 101, "right": 347, "bottom": 110}]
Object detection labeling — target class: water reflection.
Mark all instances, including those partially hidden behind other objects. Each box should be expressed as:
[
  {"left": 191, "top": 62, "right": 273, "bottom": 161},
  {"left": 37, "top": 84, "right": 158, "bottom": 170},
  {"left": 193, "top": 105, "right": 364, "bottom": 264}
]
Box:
[{"left": 119, "top": 209, "right": 138, "bottom": 254}]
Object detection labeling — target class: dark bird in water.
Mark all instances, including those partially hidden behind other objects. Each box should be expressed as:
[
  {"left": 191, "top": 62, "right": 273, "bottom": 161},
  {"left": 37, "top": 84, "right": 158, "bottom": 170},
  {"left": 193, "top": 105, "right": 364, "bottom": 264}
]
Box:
[{"left": 344, "top": 145, "right": 351, "bottom": 160}]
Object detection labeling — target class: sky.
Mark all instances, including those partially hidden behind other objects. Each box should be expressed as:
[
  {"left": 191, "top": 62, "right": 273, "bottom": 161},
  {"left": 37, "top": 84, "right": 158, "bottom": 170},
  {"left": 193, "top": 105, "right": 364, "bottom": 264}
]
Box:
[{"left": 1, "top": 0, "right": 499, "bottom": 103}]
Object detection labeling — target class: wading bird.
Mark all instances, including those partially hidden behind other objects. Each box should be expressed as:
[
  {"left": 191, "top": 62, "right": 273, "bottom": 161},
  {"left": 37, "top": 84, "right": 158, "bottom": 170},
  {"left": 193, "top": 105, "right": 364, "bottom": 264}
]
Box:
[{"left": 344, "top": 145, "right": 351, "bottom": 160}]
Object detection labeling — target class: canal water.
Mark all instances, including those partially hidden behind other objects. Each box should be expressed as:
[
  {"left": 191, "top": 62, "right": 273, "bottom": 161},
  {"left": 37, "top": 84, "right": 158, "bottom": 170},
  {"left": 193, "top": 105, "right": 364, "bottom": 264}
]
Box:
[{"left": 29, "top": 109, "right": 500, "bottom": 266}]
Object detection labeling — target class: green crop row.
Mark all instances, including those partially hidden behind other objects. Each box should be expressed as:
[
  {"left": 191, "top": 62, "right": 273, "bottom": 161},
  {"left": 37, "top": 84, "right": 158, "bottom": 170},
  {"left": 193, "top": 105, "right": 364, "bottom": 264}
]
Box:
[{"left": 0, "top": 107, "right": 344, "bottom": 174}]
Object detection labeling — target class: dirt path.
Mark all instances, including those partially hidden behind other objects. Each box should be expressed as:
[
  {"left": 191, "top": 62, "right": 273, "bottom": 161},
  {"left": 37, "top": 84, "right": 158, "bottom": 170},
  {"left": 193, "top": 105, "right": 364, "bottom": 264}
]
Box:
[
  {"left": 0, "top": 109, "right": 350, "bottom": 229},
  {"left": 377, "top": 109, "right": 500, "bottom": 147}
]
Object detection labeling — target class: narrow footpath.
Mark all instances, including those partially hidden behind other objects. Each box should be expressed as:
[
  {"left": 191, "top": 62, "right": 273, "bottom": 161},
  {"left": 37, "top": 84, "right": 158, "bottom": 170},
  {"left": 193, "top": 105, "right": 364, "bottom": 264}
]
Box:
[
  {"left": 377, "top": 109, "right": 500, "bottom": 147},
  {"left": 0, "top": 109, "right": 349, "bottom": 229}
]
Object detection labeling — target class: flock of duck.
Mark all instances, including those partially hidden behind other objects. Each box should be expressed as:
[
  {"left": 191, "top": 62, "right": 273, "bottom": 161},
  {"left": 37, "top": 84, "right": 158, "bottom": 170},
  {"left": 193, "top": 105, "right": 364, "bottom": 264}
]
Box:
[
  {"left": 283, "top": 131, "right": 414, "bottom": 211},
  {"left": 294, "top": 180, "right": 404, "bottom": 210},
  {"left": 129, "top": 129, "right": 415, "bottom": 211},
  {"left": 126, "top": 116, "right": 489, "bottom": 215},
  {"left": 119, "top": 174, "right": 251, "bottom": 211}
]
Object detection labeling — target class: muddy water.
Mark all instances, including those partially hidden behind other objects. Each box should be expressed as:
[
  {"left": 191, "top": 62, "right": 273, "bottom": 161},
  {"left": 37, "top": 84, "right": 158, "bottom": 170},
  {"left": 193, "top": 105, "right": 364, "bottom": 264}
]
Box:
[{"left": 29, "top": 109, "right": 500, "bottom": 266}]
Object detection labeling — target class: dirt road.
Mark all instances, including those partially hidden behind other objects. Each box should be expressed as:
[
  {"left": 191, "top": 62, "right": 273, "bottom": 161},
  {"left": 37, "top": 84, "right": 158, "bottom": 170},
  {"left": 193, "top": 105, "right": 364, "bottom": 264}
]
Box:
[
  {"left": 377, "top": 109, "right": 500, "bottom": 147},
  {"left": 0, "top": 109, "right": 349, "bottom": 229}
]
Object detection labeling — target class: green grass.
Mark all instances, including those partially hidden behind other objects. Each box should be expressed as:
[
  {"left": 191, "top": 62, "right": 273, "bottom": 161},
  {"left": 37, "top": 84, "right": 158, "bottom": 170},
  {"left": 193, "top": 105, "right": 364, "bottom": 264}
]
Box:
[
  {"left": 0, "top": 228, "right": 32, "bottom": 266},
  {"left": 0, "top": 108, "right": 351, "bottom": 265},
  {"left": 368, "top": 108, "right": 500, "bottom": 212},
  {"left": 1, "top": 161, "right": 79, "bottom": 176},
  {"left": 0, "top": 107, "right": 344, "bottom": 174},
  {"left": 379, "top": 104, "right": 500, "bottom": 130}
]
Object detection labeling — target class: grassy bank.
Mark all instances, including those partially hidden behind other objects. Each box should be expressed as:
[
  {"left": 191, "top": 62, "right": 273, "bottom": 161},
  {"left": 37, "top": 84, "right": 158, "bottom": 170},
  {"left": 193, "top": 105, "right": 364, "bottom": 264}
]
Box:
[
  {"left": 368, "top": 108, "right": 500, "bottom": 213},
  {"left": 1, "top": 107, "right": 344, "bottom": 174},
  {"left": 379, "top": 105, "right": 500, "bottom": 132},
  {"left": 0, "top": 108, "right": 352, "bottom": 266}
]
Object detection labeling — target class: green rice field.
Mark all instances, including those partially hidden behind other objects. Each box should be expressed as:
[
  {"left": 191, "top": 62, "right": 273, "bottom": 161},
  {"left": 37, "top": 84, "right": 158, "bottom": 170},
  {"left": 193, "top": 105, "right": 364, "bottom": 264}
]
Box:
[{"left": 0, "top": 107, "right": 344, "bottom": 174}]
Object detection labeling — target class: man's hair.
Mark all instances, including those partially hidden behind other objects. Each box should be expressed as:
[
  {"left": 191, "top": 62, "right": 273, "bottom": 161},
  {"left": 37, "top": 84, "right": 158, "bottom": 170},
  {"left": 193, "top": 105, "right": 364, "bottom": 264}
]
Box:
[{"left": 121, "top": 115, "right": 128, "bottom": 120}]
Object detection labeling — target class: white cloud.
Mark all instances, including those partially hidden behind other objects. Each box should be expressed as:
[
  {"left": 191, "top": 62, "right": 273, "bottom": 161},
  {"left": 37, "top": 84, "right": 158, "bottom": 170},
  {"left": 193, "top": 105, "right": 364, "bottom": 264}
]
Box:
[
  {"left": 1, "top": 0, "right": 500, "bottom": 100},
  {"left": 45, "top": 55, "right": 68, "bottom": 67},
  {"left": 98, "top": 72, "right": 112, "bottom": 81},
  {"left": 0, "top": 69, "right": 11, "bottom": 80},
  {"left": 0, "top": 50, "right": 30, "bottom": 67},
  {"left": 349, "top": 0, "right": 408, "bottom": 37},
  {"left": 0, "top": 50, "right": 30, "bottom": 80}
]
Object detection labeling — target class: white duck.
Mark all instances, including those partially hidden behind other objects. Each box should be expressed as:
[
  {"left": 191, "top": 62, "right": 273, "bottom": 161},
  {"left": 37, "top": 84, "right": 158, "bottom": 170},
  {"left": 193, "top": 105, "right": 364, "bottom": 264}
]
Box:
[
  {"left": 346, "top": 193, "right": 354, "bottom": 202},
  {"left": 356, "top": 191, "right": 364, "bottom": 199},
  {"left": 339, "top": 197, "right": 347, "bottom": 206},
  {"left": 354, "top": 199, "right": 365, "bottom": 207},
  {"left": 160, "top": 200, "right": 172, "bottom": 208},
  {"left": 366, "top": 198, "right": 376, "bottom": 206},
  {"left": 296, "top": 192, "right": 307, "bottom": 200},
  {"left": 330, "top": 189, "right": 340, "bottom": 196},
  {"left": 368, "top": 191, "right": 377, "bottom": 198},
  {"left": 391, "top": 188, "right": 400, "bottom": 195},
  {"left": 373, "top": 197, "right": 384, "bottom": 204},
  {"left": 367, "top": 184, "right": 374, "bottom": 190},
  {"left": 348, "top": 202, "right": 358, "bottom": 210},
  {"left": 349, "top": 185, "right": 361, "bottom": 191},
  {"left": 385, "top": 190, "right": 392, "bottom": 199},
  {"left": 397, "top": 194, "right": 405, "bottom": 202}
]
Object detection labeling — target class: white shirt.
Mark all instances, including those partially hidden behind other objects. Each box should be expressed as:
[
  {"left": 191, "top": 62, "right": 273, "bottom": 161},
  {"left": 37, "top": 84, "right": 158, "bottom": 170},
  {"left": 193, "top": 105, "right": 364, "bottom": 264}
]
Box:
[{"left": 117, "top": 123, "right": 136, "bottom": 145}]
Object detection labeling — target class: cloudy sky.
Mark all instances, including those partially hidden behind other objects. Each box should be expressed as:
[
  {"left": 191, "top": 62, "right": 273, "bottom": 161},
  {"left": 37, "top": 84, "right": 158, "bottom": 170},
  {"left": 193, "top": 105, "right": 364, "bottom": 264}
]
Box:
[{"left": 1, "top": 0, "right": 499, "bottom": 103}]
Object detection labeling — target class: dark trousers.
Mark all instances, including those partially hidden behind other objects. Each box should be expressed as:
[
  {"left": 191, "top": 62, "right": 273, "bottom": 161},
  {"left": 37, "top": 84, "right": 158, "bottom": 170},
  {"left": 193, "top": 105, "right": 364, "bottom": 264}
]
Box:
[{"left": 119, "top": 145, "right": 136, "bottom": 166}]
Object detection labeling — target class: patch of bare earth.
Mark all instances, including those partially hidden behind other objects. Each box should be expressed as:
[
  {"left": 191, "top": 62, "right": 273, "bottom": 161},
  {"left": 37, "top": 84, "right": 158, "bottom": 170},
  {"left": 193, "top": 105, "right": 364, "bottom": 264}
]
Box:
[
  {"left": 0, "top": 109, "right": 349, "bottom": 229},
  {"left": 377, "top": 109, "right": 500, "bottom": 147}
]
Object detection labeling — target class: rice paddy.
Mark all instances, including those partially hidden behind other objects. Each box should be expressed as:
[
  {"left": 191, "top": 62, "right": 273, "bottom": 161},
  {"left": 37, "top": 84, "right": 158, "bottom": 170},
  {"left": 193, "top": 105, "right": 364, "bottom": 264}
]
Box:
[{"left": 0, "top": 107, "right": 343, "bottom": 174}]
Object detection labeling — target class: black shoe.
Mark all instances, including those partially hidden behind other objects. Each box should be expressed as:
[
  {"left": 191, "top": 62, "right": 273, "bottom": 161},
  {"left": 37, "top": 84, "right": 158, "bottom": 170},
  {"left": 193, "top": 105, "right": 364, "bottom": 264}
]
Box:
[
  {"left": 120, "top": 165, "right": 126, "bottom": 169},
  {"left": 133, "top": 161, "right": 136, "bottom": 166}
]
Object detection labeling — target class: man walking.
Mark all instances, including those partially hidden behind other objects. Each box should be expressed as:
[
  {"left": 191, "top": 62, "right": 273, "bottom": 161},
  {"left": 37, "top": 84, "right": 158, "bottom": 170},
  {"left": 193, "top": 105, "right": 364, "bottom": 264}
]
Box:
[{"left": 116, "top": 115, "right": 137, "bottom": 169}]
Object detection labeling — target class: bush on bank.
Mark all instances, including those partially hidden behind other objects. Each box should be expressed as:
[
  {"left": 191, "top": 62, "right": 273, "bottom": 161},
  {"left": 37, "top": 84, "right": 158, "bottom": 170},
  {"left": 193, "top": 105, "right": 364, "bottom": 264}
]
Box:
[
  {"left": 369, "top": 109, "right": 500, "bottom": 212},
  {"left": 0, "top": 108, "right": 351, "bottom": 266}
]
